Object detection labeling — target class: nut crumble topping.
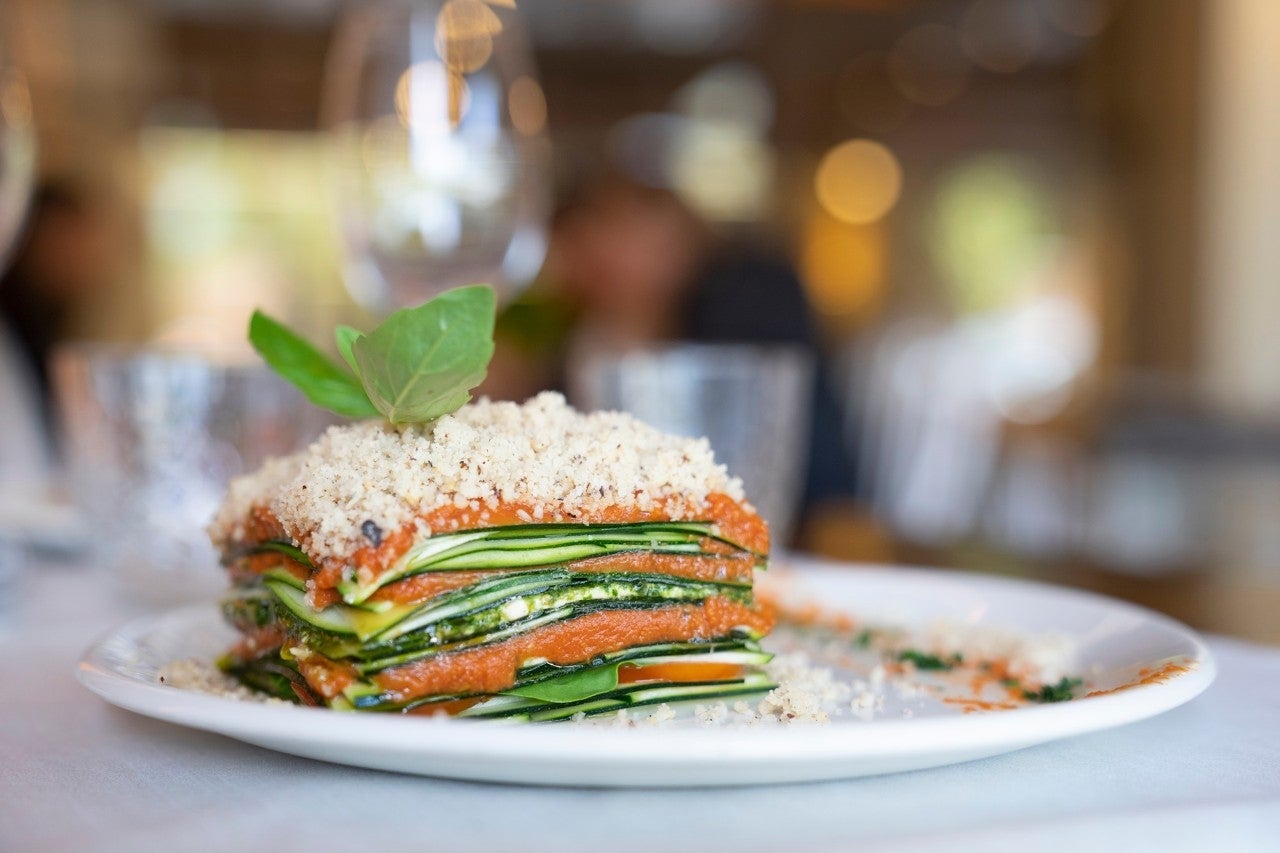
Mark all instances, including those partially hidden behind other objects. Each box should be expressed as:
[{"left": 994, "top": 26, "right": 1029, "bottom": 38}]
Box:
[{"left": 211, "top": 392, "right": 744, "bottom": 562}]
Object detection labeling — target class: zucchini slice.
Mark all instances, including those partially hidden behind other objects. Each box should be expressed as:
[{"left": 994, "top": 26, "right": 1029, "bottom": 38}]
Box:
[
  {"left": 266, "top": 569, "right": 749, "bottom": 647},
  {"left": 338, "top": 520, "right": 761, "bottom": 604}
]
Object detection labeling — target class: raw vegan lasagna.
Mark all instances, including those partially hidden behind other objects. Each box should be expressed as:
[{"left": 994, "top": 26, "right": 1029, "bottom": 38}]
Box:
[{"left": 210, "top": 392, "right": 776, "bottom": 720}]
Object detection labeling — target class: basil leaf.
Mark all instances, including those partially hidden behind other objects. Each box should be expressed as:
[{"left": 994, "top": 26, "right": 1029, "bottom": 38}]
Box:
[
  {"left": 334, "top": 324, "right": 362, "bottom": 374},
  {"left": 504, "top": 662, "right": 622, "bottom": 703},
  {"left": 352, "top": 284, "right": 495, "bottom": 425},
  {"left": 249, "top": 285, "right": 495, "bottom": 425},
  {"left": 248, "top": 311, "right": 380, "bottom": 418}
]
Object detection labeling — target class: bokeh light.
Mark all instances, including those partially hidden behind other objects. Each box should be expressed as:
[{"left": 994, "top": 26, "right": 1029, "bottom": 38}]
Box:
[
  {"left": 928, "top": 153, "right": 1055, "bottom": 313},
  {"left": 814, "top": 138, "right": 903, "bottom": 225},
  {"left": 394, "top": 61, "right": 471, "bottom": 131},
  {"left": 435, "top": 0, "right": 502, "bottom": 74},
  {"left": 605, "top": 63, "right": 777, "bottom": 222},
  {"left": 799, "top": 209, "right": 887, "bottom": 323},
  {"left": 671, "top": 61, "right": 773, "bottom": 134},
  {"left": 671, "top": 123, "right": 772, "bottom": 222},
  {"left": 508, "top": 75, "right": 547, "bottom": 136},
  {"left": 664, "top": 61, "right": 774, "bottom": 221},
  {"left": 976, "top": 293, "right": 1098, "bottom": 424},
  {"left": 929, "top": 154, "right": 1098, "bottom": 425},
  {"left": 633, "top": 0, "right": 759, "bottom": 55}
]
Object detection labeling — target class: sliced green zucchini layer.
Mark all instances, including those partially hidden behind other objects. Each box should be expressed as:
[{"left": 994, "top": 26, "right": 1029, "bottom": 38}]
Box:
[
  {"left": 220, "top": 520, "right": 773, "bottom": 720},
  {"left": 259, "top": 569, "right": 750, "bottom": 645},
  {"left": 343, "top": 639, "right": 773, "bottom": 712},
  {"left": 338, "top": 521, "right": 762, "bottom": 605},
  {"left": 220, "top": 589, "right": 277, "bottom": 634},
  {"left": 217, "top": 654, "right": 321, "bottom": 705},
  {"left": 513, "top": 638, "right": 769, "bottom": 691},
  {"left": 271, "top": 574, "right": 756, "bottom": 676}
]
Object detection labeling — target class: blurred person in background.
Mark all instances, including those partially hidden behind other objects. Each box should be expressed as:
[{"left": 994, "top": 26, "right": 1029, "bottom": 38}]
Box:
[
  {"left": 0, "top": 182, "right": 112, "bottom": 438},
  {"left": 0, "top": 180, "right": 119, "bottom": 506},
  {"left": 0, "top": 294, "right": 49, "bottom": 495},
  {"left": 491, "top": 176, "right": 857, "bottom": 537}
]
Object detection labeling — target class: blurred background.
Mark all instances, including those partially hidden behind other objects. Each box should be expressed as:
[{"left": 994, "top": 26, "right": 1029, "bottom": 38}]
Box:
[{"left": 1, "top": 0, "right": 1278, "bottom": 642}]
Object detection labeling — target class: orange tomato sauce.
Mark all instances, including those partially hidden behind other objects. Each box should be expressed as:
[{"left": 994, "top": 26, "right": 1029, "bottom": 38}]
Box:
[
  {"left": 241, "top": 505, "right": 288, "bottom": 544},
  {"left": 296, "top": 596, "right": 774, "bottom": 704},
  {"left": 225, "top": 624, "right": 286, "bottom": 664},
  {"left": 228, "top": 552, "right": 310, "bottom": 587},
  {"left": 943, "top": 697, "right": 1020, "bottom": 713},
  {"left": 234, "top": 495, "right": 765, "bottom": 607},
  {"left": 1085, "top": 660, "right": 1191, "bottom": 698},
  {"left": 292, "top": 491, "right": 767, "bottom": 588}
]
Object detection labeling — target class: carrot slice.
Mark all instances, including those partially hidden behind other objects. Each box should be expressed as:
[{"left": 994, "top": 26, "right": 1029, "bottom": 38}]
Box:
[{"left": 617, "top": 662, "right": 745, "bottom": 684}]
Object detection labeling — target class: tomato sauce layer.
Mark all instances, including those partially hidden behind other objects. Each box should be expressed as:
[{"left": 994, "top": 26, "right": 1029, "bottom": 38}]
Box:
[
  {"left": 228, "top": 552, "right": 310, "bottom": 587},
  {"left": 225, "top": 625, "right": 285, "bottom": 664},
  {"left": 229, "top": 491, "right": 762, "bottom": 596},
  {"left": 299, "top": 492, "right": 768, "bottom": 591},
  {"left": 294, "top": 596, "right": 774, "bottom": 704}
]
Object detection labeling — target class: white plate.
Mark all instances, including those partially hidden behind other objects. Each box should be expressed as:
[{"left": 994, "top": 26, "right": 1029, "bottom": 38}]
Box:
[{"left": 77, "top": 559, "right": 1215, "bottom": 787}]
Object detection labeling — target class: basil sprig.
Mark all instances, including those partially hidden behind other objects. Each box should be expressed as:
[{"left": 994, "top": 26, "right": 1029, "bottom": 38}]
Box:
[{"left": 249, "top": 284, "right": 496, "bottom": 425}]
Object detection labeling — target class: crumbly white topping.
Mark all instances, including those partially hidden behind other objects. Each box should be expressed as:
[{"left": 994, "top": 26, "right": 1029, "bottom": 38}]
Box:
[
  {"left": 754, "top": 653, "right": 853, "bottom": 724},
  {"left": 211, "top": 392, "right": 744, "bottom": 561},
  {"left": 211, "top": 453, "right": 304, "bottom": 545},
  {"left": 914, "top": 620, "right": 1075, "bottom": 684}
]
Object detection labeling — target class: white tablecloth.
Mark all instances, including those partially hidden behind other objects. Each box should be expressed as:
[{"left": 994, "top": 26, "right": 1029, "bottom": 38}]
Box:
[{"left": 3, "top": 562, "right": 1279, "bottom": 853}]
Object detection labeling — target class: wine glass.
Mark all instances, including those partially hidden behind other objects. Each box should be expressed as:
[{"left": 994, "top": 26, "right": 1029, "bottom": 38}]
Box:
[{"left": 324, "top": 0, "right": 551, "bottom": 313}]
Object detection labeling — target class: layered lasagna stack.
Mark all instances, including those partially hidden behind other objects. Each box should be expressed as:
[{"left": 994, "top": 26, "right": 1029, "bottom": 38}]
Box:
[{"left": 210, "top": 392, "right": 775, "bottom": 720}]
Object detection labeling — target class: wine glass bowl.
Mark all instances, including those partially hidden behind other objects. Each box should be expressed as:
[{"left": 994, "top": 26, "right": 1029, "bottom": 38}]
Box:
[{"left": 325, "top": 0, "right": 550, "bottom": 313}]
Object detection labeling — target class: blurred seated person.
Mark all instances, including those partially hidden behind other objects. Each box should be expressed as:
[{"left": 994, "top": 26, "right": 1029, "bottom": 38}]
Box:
[
  {"left": 0, "top": 315, "right": 51, "bottom": 497},
  {"left": 491, "top": 177, "right": 856, "bottom": 531},
  {"left": 554, "top": 179, "right": 819, "bottom": 350},
  {"left": 0, "top": 182, "right": 114, "bottom": 501},
  {"left": 0, "top": 183, "right": 109, "bottom": 435}
]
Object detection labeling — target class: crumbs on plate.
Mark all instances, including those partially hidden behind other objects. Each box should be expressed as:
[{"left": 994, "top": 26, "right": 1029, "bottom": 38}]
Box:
[
  {"left": 158, "top": 659, "right": 289, "bottom": 705},
  {"left": 158, "top": 616, "right": 1082, "bottom": 727}
]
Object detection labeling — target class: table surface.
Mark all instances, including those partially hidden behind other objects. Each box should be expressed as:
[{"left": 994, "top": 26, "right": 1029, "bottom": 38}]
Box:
[{"left": 4, "top": 560, "right": 1279, "bottom": 853}]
